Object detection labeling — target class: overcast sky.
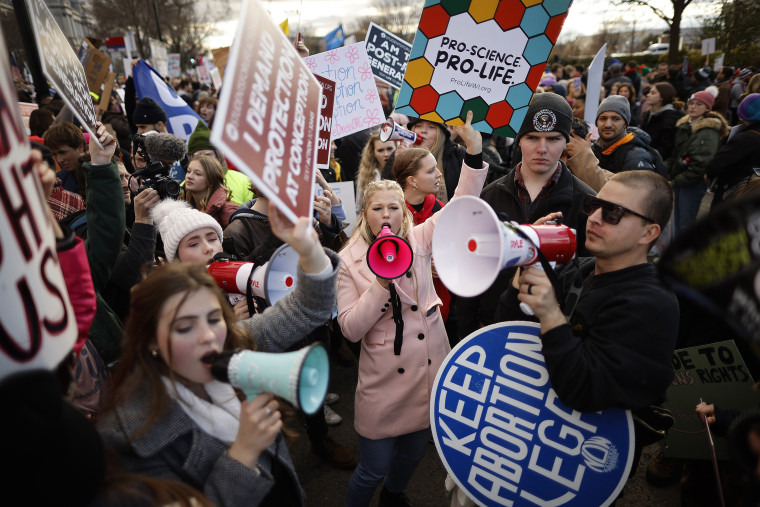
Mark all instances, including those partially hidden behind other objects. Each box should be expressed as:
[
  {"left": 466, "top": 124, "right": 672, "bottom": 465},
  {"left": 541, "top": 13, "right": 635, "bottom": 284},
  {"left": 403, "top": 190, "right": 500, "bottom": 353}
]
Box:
[{"left": 206, "top": 0, "right": 712, "bottom": 49}]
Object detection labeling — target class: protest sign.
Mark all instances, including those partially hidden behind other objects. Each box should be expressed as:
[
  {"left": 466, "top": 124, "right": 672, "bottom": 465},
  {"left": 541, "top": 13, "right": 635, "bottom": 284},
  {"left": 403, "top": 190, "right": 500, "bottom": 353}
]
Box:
[
  {"left": 701, "top": 37, "right": 716, "bottom": 56},
  {"left": 97, "top": 72, "right": 117, "bottom": 115},
  {"left": 210, "top": 67, "right": 223, "bottom": 90},
  {"left": 663, "top": 340, "right": 759, "bottom": 460},
  {"left": 315, "top": 75, "right": 336, "bottom": 170},
  {"left": 25, "top": 0, "right": 100, "bottom": 147},
  {"left": 365, "top": 22, "right": 412, "bottom": 89},
  {"left": 211, "top": 0, "right": 322, "bottom": 224},
  {"left": 211, "top": 47, "right": 230, "bottom": 78},
  {"left": 0, "top": 29, "right": 77, "bottom": 380},
  {"left": 394, "top": 0, "right": 572, "bottom": 136},
  {"left": 149, "top": 38, "right": 169, "bottom": 77},
  {"left": 714, "top": 54, "right": 725, "bottom": 71},
  {"left": 432, "top": 322, "right": 633, "bottom": 507},
  {"left": 658, "top": 195, "right": 760, "bottom": 343},
  {"left": 132, "top": 59, "right": 204, "bottom": 141},
  {"left": 196, "top": 64, "right": 212, "bottom": 86},
  {"left": 168, "top": 53, "right": 181, "bottom": 78},
  {"left": 314, "top": 181, "right": 356, "bottom": 236},
  {"left": 303, "top": 43, "right": 385, "bottom": 139},
  {"left": 77, "top": 38, "right": 112, "bottom": 95},
  {"left": 18, "top": 102, "right": 38, "bottom": 135},
  {"left": 585, "top": 43, "right": 607, "bottom": 130}
]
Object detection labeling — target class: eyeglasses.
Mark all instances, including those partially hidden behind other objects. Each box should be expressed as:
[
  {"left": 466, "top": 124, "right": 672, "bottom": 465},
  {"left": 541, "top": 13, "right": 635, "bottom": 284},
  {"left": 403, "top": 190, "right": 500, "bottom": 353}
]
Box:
[{"left": 583, "top": 195, "right": 655, "bottom": 225}]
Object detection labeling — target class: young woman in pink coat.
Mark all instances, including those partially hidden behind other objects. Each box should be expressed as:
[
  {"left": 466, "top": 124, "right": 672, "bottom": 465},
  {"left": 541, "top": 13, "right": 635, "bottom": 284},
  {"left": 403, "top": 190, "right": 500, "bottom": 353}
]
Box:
[{"left": 337, "top": 112, "right": 487, "bottom": 506}]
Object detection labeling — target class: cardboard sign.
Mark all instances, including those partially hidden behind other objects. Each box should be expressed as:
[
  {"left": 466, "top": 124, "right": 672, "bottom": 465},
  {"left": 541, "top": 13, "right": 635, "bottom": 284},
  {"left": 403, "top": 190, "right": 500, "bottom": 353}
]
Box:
[
  {"left": 432, "top": 322, "right": 634, "bottom": 507},
  {"left": 149, "top": 38, "right": 169, "bottom": 77},
  {"left": 132, "top": 59, "right": 203, "bottom": 141},
  {"left": 303, "top": 43, "right": 385, "bottom": 139},
  {"left": 211, "top": 0, "right": 322, "bottom": 224},
  {"left": 167, "top": 53, "right": 181, "bottom": 78},
  {"left": 0, "top": 28, "right": 77, "bottom": 379},
  {"left": 663, "top": 340, "right": 759, "bottom": 460},
  {"left": 18, "top": 102, "right": 38, "bottom": 136},
  {"left": 365, "top": 22, "right": 412, "bottom": 89},
  {"left": 211, "top": 47, "right": 230, "bottom": 79},
  {"left": 196, "top": 64, "right": 212, "bottom": 86},
  {"left": 395, "top": 0, "right": 572, "bottom": 136},
  {"left": 25, "top": 0, "right": 100, "bottom": 147},
  {"left": 701, "top": 38, "right": 716, "bottom": 56},
  {"left": 658, "top": 195, "right": 760, "bottom": 343},
  {"left": 77, "top": 38, "right": 112, "bottom": 94},
  {"left": 315, "top": 74, "right": 336, "bottom": 170}
]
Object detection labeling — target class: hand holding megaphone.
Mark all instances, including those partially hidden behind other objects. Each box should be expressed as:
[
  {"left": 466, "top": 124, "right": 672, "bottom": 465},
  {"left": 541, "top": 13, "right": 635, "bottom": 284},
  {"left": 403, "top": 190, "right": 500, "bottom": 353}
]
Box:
[
  {"left": 367, "top": 225, "right": 414, "bottom": 280},
  {"left": 379, "top": 118, "right": 425, "bottom": 146}
]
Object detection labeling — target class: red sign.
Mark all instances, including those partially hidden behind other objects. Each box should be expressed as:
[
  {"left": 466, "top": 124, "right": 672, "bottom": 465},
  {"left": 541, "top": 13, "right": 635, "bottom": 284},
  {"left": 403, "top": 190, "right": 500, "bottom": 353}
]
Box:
[
  {"left": 105, "top": 36, "right": 126, "bottom": 49},
  {"left": 0, "top": 27, "right": 76, "bottom": 379},
  {"left": 210, "top": 0, "right": 322, "bottom": 223},
  {"left": 315, "top": 75, "right": 336, "bottom": 170}
]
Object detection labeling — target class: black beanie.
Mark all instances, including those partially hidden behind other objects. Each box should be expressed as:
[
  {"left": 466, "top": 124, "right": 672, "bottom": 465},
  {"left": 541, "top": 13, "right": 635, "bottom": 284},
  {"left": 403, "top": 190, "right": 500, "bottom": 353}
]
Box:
[
  {"left": 516, "top": 93, "right": 573, "bottom": 143},
  {"left": 133, "top": 97, "right": 167, "bottom": 125}
]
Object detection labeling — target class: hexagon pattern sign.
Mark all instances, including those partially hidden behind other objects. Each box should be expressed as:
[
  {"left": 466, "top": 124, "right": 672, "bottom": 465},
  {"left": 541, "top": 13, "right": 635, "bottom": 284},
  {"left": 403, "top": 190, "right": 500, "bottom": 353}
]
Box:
[{"left": 395, "top": 0, "right": 573, "bottom": 137}]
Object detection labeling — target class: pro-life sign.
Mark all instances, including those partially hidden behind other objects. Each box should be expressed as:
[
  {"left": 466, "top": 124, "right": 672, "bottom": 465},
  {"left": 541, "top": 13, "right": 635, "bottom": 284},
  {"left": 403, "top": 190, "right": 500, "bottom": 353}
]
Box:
[
  {"left": 25, "top": 0, "right": 101, "bottom": 147},
  {"left": 315, "top": 75, "right": 336, "bottom": 170},
  {"left": 211, "top": 0, "right": 322, "bottom": 223},
  {"left": 432, "top": 322, "right": 633, "bottom": 507},
  {"left": 0, "top": 27, "right": 77, "bottom": 379},
  {"left": 395, "top": 0, "right": 572, "bottom": 136},
  {"left": 365, "top": 22, "right": 412, "bottom": 90}
]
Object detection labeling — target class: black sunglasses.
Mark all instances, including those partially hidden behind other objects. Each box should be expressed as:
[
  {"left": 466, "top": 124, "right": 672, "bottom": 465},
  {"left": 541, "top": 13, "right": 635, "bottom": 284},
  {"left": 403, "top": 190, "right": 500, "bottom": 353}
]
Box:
[{"left": 583, "top": 195, "right": 655, "bottom": 225}]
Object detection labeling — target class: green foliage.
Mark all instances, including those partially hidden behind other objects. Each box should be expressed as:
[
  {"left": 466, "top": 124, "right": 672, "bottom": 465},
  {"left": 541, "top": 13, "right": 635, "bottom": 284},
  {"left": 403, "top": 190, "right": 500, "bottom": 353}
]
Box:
[{"left": 701, "top": 0, "right": 760, "bottom": 68}]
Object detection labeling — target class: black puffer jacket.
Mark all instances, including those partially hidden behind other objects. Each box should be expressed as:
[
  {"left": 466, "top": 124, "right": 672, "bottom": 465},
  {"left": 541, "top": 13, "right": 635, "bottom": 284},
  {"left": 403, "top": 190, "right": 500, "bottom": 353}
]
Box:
[
  {"left": 705, "top": 122, "right": 760, "bottom": 205},
  {"left": 591, "top": 127, "right": 666, "bottom": 176},
  {"left": 641, "top": 105, "right": 685, "bottom": 161}
]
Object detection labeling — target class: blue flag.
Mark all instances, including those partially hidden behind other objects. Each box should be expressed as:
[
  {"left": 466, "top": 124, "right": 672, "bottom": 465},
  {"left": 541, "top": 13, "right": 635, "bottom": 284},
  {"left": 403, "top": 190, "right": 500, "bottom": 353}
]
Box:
[
  {"left": 325, "top": 25, "right": 345, "bottom": 50},
  {"left": 132, "top": 59, "right": 203, "bottom": 142}
]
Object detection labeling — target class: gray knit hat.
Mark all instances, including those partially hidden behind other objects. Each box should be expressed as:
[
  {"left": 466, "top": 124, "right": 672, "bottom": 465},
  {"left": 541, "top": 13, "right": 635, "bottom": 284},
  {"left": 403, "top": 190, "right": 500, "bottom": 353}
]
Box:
[
  {"left": 596, "top": 95, "right": 631, "bottom": 125},
  {"left": 516, "top": 93, "right": 573, "bottom": 143},
  {"left": 151, "top": 199, "right": 223, "bottom": 262}
]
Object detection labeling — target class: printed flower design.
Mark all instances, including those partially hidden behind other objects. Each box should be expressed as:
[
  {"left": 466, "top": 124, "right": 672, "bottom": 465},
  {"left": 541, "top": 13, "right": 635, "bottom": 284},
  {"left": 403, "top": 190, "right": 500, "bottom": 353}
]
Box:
[
  {"left": 305, "top": 58, "right": 317, "bottom": 70},
  {"left": 364, "top": 109, "right": 382, "bottom": 126},
  {"left": 358, "top": 62, "right": 373, "bottom": 81},
  {"left": 365, "top": 89, "right": 377, "bottom": 102},
  {"left": 324, "top": 50, "right": 339, "bottom": 64},
  {"left": 345, "top": 46, "right": 359, "bottom": 64}
]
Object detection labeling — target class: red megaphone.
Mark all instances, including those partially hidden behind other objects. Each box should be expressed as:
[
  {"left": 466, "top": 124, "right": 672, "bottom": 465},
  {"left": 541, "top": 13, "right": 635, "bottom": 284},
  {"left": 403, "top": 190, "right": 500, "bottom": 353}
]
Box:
[
  {"left": 379, "top": 118, "right": 425, "bottom": 145},
  {"left": 366, "top": 225, "right": 414, "bottom": 280}
]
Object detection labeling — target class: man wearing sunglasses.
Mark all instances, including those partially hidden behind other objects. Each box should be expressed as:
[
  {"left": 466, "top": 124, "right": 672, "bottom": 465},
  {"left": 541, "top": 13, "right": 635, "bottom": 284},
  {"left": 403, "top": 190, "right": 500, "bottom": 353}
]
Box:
[
  {"left": 458, "top": 93, "right": 595, "bottom": 338},
  {"left": 496, "top": 170, "right": 679, "bottom": 483}
]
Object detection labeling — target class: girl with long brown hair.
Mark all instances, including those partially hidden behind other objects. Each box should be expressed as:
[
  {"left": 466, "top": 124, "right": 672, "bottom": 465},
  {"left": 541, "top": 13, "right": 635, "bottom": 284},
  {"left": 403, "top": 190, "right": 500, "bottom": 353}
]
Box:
[{"left": 184, "top": 155, "right": 238, "bottom": 228}]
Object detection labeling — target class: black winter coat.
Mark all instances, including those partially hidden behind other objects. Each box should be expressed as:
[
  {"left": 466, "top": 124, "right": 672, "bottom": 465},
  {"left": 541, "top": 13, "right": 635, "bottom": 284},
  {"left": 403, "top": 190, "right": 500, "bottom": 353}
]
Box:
[
  {"left": 591, "top": 127, "right": 665, "bottom": 175},
  {"left": 641, "top": 105, "right": 685, "bottom": 162},
  {"left": 705, "top": 122, "right": 760, "bottom": 204}
]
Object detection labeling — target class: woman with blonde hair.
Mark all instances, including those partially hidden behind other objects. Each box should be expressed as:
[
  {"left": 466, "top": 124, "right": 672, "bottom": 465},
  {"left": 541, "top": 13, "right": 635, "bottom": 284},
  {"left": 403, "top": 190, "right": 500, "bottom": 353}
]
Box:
[
  {"left": 184, "top": 154, "right": 238, "bottom": 228},
  {"left": 337, "top": 111, "right": 487, "bottom": 506},
  {"left": 355, "top": 133, "right": 395, "bottom": 211}
]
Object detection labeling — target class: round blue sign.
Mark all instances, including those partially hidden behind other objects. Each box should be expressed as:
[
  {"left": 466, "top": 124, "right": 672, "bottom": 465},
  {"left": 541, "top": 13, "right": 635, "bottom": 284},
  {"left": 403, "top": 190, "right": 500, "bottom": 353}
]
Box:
[{"left": 431, "top": 322, "right": 634, "bottom": 507}]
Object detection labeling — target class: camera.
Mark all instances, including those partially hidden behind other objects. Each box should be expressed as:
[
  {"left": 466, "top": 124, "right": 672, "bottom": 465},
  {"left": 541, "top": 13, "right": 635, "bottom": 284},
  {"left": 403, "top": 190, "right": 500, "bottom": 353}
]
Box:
[{"left": 132, "top": 133, "right": 182, "bottom": 200}]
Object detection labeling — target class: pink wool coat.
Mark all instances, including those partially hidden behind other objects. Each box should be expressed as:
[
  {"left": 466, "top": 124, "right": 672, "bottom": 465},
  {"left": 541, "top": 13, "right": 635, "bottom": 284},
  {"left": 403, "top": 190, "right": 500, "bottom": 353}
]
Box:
[{"left": 337, "top": 161, "right": 487, "bottom": 439}]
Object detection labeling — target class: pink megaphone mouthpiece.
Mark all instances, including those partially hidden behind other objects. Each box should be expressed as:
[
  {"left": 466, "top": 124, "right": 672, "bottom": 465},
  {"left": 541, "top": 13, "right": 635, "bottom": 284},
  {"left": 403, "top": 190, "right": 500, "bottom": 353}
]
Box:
[{"left": 366, "top": 225, "right": 414, "bottom": 280}]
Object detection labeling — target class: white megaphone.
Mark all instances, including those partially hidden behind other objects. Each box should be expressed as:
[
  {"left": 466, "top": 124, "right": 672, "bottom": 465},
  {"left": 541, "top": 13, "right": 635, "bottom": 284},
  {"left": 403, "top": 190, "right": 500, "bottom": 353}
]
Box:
[
  {"left": 432, "top": 196, "right": 577, "bottom": 297},
  {"left": 379, "top": 117, "right": 425, "bottom": 145},
  {"left": 206, "top": 343, "right": 329, "bottom": 414},
  {"left": 207, "top": 244, "right": 298, "bottom": 306},
  {"left": 367, "top": 225, "right": 414, "bottom": 279}
]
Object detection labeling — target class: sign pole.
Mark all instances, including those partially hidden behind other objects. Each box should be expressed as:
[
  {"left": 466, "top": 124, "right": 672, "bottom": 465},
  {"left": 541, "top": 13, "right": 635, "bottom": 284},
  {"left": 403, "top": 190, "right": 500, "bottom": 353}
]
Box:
[{"left": 701, "top": 397, "right": 726, "bottom": 507}]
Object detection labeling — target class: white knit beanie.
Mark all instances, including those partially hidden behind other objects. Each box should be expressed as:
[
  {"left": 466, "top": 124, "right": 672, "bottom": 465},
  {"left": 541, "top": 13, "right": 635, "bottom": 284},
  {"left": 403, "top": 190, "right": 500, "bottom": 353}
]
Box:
[{"left": 151, "top": 199, "right": 223, "bottom": 262}]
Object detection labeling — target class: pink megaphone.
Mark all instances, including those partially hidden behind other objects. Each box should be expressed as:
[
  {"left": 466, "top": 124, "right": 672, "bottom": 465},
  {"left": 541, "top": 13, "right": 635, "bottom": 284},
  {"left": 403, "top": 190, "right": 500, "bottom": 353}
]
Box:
[
  {"left": 366, "top": 225, "right": 414, "bottom": 279},
  {"left": 379, "top": 118, "right": 425, "bottom": 145}
]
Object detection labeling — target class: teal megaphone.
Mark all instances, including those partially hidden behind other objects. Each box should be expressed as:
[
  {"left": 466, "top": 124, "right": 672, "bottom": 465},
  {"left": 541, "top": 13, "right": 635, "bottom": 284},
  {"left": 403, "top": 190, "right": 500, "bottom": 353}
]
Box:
[{"left": 208, "top": 344, "right": 329, "bottom": 414}]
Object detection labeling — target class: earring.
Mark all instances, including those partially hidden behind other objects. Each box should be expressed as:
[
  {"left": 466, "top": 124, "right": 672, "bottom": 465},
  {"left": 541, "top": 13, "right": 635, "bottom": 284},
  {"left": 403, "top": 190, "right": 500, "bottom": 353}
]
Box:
[{"left": 151, "top": 349, "right": 159, "bottom": 358}]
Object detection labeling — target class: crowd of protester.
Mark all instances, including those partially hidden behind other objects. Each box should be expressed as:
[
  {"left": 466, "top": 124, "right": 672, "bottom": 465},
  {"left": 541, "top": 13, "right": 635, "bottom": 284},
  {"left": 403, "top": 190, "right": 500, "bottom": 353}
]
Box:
[{"left": 5, "top": 28, "right": 760, "bottom": 507}]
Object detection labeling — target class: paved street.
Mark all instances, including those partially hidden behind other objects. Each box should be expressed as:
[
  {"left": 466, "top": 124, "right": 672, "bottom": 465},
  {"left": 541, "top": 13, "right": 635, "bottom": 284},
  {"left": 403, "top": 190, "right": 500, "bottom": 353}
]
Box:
[{"left": 288, "top": 353, "right": 682, "bottom": 506}]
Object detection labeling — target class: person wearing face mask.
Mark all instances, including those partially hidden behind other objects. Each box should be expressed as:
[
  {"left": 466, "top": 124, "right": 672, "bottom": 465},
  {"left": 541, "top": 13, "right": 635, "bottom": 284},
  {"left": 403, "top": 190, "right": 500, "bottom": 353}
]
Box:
[{"left": 336, "top": 112, "right": 487, "bottom": 507}]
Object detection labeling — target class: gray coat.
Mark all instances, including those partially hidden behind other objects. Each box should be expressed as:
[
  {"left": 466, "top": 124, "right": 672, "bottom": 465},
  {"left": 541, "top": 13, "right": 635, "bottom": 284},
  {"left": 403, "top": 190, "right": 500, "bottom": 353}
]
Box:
[{"left": 98, "top": 250, "right": 341, "bottom": 507}]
